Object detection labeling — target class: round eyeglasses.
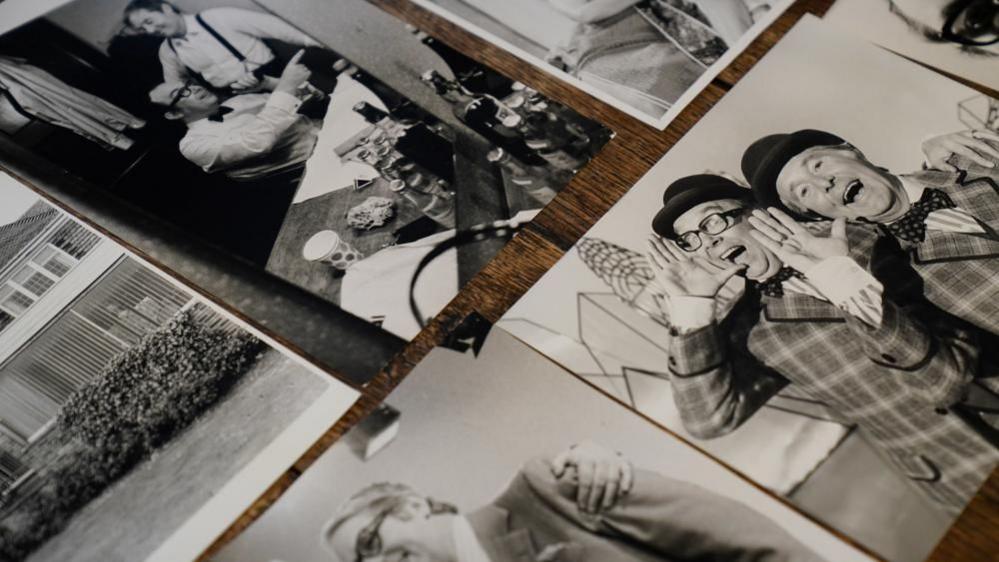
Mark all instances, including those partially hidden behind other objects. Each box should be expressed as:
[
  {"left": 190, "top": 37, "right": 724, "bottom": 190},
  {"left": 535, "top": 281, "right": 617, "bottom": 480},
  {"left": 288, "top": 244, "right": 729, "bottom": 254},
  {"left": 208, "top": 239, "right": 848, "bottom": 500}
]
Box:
[
  {"left": 674, "top": 208, "right": 743, "bottom": 252},
  {"left": 942, "top": 0, "right": 999, "bottom": 46},
  {"left": 168, "top": 82, "right": 195, "bottom": 109}
]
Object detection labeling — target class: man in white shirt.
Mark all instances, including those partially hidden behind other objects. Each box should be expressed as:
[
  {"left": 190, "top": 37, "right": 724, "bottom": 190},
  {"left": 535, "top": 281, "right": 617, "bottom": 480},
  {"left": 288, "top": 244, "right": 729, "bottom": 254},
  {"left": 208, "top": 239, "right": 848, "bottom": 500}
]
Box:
[
  {"left": 320, "top": 441, "right": 822, "bottom": 562},
  {"left": 124, "top": 0, "right": 320, "bottom": 93},
  {"left": 149, "top": 50, "right": 320, "bottom": 181}
]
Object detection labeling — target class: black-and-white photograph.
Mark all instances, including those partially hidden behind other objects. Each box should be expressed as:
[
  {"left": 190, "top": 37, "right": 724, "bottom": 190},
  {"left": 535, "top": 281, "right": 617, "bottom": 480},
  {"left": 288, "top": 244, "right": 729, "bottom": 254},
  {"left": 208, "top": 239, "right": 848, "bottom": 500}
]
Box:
[
  {"left": 0, "top": 172, "right": 357, "bottom": 562},
  {"left": 501, "top": 15, "right": 999, "bottom": 562},
  {"left": 211, "top": 328, "right": 874, "bottom": 562},
  {"left": 825, "top": 0, "right": 999, "bottom": 93},
  {"left": 0, "top": 0, "right": 611, "bottom": 341},
  {"left": 409, "top": 0, "right": 792, "bottom": 128}
]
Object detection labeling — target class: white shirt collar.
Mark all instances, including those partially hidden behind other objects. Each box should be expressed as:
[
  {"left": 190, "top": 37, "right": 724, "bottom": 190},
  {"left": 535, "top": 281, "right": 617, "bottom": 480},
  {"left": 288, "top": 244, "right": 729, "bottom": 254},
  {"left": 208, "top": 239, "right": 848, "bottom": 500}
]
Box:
[
  {"left": 452, "top": 516, "right": 492, "bottom": 562},
  {"left": 179, "top": 14, "right": 201, "bottom": 40},
  {"left": 899, "top": 175, "right": 929, "bottom": 209}
]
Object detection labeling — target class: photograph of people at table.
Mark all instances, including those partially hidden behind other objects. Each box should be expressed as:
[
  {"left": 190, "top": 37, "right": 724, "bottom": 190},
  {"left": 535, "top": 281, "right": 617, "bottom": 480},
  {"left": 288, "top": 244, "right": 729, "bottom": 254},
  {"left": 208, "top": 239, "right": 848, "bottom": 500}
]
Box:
[
  {"left": 499, "top": 15, "right": 999, "bottom": 562},
  {"left": 0, "top": 173, "right": 357, "bottom": 562},
  {"left": 211, "top": 329, "right": 874, "bottom": 562},
  {"left": 0, "top": 0, "right": 611, "bottom": 341},
  {"left": 825, "top": 0, "right": 999, "bottom": 94},
  {"left": 409, "top": 0, "right": 791, "bottom": 128}
]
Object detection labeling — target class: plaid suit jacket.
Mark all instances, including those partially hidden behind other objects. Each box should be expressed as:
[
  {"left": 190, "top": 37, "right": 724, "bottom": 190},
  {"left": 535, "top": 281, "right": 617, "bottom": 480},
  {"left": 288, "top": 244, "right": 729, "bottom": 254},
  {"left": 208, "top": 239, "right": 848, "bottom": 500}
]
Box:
[
  {"left": 666, "top": 222, "right": 997, "bottom": 513},
  {"left": 468, "top": 457, "right": 823, "bottom": 562},
  {"left": 896, "top": 158, "right": 999, "bottom": 336}
]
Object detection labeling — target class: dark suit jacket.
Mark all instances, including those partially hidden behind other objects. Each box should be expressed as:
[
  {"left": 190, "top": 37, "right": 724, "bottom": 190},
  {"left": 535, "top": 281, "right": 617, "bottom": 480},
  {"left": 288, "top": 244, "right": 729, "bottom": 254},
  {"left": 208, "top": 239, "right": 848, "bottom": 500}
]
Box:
[{"left": 466, "top": 457, "right": 824, "bottom": 562}]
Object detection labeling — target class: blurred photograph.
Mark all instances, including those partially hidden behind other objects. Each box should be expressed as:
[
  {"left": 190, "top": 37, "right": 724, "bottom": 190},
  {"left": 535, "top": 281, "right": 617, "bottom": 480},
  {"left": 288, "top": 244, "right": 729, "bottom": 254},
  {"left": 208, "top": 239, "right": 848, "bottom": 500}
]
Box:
[
  {"left": 0, "top": 0, "right": 610, "bottom": 344},
  {"left": 409, "top": 0, "right": 792, "bottom": 128},
  {"left": 501, "top": 15, "right": 999, "bottom": 562},
  {"left": 0, "top": 172, "right": 357, "bottom": 562},
  {"left": 211, "top": 329, "right": 873, "bottom": 562},
  {"left": 825, "top": 0, "right": 999, "bottom": 93}
]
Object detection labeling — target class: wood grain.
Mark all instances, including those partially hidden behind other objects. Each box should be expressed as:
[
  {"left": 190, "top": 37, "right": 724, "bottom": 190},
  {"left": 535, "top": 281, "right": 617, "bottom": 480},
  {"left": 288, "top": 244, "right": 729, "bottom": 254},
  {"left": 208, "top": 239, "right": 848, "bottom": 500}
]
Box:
[{"left": 199, "top": 1, "right": 999, "bottom": 560}]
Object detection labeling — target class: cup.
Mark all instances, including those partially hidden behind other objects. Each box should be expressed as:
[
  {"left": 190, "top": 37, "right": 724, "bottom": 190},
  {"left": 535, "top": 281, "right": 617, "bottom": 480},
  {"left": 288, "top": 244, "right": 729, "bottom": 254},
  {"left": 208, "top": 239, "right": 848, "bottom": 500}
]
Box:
[{"left": 302, "top": 230, "right": 363, "bottom": 270}]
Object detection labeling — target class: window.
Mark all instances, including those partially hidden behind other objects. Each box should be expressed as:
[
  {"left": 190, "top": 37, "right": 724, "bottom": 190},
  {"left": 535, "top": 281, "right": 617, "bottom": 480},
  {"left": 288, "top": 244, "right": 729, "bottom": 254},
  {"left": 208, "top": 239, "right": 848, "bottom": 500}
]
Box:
[
  {"left": 11, "top": 266, "right": 55, "bottom": 298},
  {"left": 0, "top": 310, "right": 13, "bottom": 333},
  {"left": 0, "top": 243, "right": 82, "bottom": 333},
  {"left": 0, "top": 288, "right": 33, "bottom": 316},
  {"left": 31, "top": 245, "right": 76, "bottom": 278}
]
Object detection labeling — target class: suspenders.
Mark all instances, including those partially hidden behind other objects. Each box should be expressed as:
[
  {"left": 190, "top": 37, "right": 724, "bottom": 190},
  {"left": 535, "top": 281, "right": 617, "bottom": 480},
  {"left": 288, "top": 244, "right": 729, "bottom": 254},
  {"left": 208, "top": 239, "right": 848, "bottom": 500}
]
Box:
[{"left": 166, "top": 14, "right": 257, "bottom": 86}]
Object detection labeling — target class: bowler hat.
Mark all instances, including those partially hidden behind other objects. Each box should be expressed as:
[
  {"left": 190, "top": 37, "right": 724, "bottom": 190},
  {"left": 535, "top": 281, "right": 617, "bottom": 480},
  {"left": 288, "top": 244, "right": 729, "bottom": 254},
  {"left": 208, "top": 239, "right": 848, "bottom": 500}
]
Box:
[
  {"left": 741, "top": 129, "right": 845, "bottom": 219},
  {"left": 651, "top": 174, "right": 751, "bottom": 238}
]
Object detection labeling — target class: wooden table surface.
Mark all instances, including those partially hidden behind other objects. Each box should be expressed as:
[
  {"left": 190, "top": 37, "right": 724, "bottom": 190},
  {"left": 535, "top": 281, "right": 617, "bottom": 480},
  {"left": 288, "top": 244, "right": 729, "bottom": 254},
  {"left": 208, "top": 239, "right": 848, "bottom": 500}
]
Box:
[{"left": 204, "top": 1, "right": 999, "bottom": 560}]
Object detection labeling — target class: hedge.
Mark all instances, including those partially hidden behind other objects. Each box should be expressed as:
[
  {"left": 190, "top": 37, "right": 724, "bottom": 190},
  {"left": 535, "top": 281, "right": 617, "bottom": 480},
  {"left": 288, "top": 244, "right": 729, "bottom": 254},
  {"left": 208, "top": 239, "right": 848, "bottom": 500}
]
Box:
[{"left": 0, "top": 307, "right": 263, "bottom": 561}]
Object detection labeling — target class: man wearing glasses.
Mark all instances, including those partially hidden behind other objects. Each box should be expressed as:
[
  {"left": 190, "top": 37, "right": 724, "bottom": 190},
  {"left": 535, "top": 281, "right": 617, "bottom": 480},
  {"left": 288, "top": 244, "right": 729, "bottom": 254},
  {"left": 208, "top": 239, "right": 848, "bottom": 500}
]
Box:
[
  {"left": 321, "top": 441, "right": 823, "bottom": 562},
  {"left": 645, "top": 174, "right": 997, "bottom": 514},
  {"left": 148, "top": 50, "right": 320, "bottom": 181},
  {"left": 887, "top": 0, "right": 999, "bottom": 57}
]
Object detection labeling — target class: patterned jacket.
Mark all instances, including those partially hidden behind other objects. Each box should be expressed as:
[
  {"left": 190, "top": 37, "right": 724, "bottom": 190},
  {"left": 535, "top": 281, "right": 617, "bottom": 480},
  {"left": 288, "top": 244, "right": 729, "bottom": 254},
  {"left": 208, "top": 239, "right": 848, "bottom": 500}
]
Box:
[
  {"left": 666, "top": 222, "right": 997, "bottom": 513},
  {"left": 893, "top": 154, "right": 999, "bottom": 337},
  {"left": 467, "top": 457, "right": 823, "bottom": 562}
]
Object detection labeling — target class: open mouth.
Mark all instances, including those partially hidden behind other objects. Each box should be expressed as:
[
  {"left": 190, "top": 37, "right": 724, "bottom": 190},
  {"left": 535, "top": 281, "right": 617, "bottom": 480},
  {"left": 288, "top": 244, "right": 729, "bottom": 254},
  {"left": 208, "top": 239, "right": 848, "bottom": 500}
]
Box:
[
  {"left": 843, "top": 180, "right": 864, "bottom": 205},
  {"left": 720, "top": 245, "right": 746, "bottom": 263}
]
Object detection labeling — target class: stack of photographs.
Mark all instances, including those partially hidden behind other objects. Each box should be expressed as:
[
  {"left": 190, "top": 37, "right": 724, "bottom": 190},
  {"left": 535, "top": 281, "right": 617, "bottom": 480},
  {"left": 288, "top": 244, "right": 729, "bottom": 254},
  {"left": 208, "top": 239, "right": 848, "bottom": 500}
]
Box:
[
  {"left": 500, "top": 11, "right": 999, "bottom": 562},
  {"left": 0, "top": 0, "right": 996, "bottom": 561}
]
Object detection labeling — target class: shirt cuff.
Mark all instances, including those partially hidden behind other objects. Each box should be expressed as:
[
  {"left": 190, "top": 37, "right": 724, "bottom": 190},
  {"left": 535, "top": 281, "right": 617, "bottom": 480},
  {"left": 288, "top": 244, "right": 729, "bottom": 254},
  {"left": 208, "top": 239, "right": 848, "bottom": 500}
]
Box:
[
  {"left": 669, "top": 296, "right": 715, "bottom": 333},
  {"left": 266, "top": 90, "right": 303, "bottom": 113},
  {"left": 805, "top": 256, "right": 884, "bottom": 327}
]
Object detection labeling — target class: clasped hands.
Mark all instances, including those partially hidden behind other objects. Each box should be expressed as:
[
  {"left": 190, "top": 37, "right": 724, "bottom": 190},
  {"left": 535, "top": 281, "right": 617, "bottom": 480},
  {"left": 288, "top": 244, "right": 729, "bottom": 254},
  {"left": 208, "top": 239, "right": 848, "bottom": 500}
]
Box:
[{"left": 550, "top": 440, "right": 634, "bottom": 515}]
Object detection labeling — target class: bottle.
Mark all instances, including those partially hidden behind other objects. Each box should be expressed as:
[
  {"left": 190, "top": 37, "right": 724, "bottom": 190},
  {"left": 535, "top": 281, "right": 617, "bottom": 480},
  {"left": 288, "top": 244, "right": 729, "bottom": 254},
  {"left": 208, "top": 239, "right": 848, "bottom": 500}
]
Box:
[
  {"left": 389, "top": 179, "right": 456, "bottom": 228},
  {"left": 524, "top": 137, "right": 587, "bottom": 173},
  {"left": 421, "top": 70, "right": 545, "bottom": 166},
  {"left": 505, "top": 89, "right": 592, "bottom": 159},
  {"left": 407, "top": 25, "right": 509, "bottom": 95},
  {"left": 353, "top": 102, "right": 454, "bottom": 180},
  {"left": 487, "top": 148, "right": 557, "bottom": 205}
]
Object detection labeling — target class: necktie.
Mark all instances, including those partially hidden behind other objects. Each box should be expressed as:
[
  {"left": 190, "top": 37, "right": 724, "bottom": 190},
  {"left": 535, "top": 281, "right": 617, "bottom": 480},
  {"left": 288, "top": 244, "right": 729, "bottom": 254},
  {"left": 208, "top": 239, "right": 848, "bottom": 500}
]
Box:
[
  {"left": 885, "top": 188, "right": 955, "bottom": 243},
  {"left": 208, "top": 106, "right": 234, "bottom": 122},
  {"left": 756, "top": 267, "right": 803, "bottom": 298}
]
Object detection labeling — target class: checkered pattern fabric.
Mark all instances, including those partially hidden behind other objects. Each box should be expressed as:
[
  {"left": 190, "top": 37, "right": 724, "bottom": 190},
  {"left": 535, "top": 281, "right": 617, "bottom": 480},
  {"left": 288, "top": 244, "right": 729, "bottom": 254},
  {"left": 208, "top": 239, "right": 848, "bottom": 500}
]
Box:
[
  {"left": 897, "top": 160, "right": 999, "bottom": 336},
  {"left": 665, "top": 222, "right": 997, "bottom": 513}
]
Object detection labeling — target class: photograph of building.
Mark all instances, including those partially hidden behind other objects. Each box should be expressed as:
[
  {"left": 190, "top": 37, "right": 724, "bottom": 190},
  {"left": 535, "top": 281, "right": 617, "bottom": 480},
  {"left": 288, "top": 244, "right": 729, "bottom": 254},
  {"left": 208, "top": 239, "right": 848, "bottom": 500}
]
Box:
[{"left": 0, "top": 175, "right": 355, "bottom": 562}]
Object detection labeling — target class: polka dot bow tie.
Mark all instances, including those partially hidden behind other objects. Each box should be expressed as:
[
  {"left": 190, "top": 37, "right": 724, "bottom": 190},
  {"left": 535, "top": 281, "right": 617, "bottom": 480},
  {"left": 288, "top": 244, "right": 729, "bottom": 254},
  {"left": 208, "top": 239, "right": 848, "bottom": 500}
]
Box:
[
  {"left": 885, "top": 188, "right": 955, "bottom": 243},
  {"left": 756, "top": 266, "right": 804, "bottom": 298}
]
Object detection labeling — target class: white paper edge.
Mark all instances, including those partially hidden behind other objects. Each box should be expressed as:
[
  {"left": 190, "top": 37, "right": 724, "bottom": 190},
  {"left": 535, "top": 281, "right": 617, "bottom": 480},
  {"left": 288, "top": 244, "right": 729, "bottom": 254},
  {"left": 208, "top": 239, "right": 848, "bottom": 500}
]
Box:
[
  {"left": 408, "top": 0, "right": 794, "bottom": 129},
  {"left": 0, "top": 171, "right": 361, "bottom": 562}
]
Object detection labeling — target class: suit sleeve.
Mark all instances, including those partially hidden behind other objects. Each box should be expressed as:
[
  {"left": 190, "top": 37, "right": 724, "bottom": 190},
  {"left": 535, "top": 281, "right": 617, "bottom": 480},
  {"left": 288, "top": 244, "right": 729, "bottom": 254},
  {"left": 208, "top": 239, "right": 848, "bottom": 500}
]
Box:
[
  {"left": 179, "top": 92, "right": 302, "bottom": 173},
  {"left": 667, "top": 321, "right": 789, "bottom": 439},
  {"left": 513, "top": 457, "right": 826, "bottom": 562}
]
